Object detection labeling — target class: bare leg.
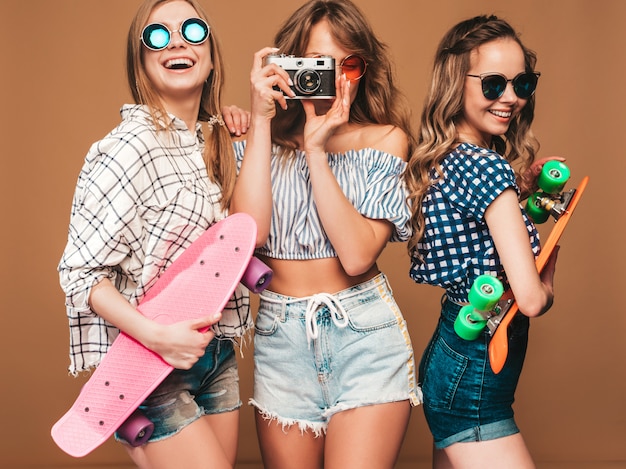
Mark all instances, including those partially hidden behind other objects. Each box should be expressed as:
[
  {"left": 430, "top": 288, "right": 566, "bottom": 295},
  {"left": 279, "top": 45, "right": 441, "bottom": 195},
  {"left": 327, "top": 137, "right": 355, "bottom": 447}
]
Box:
[
  {"left": 255, "top": 411, "right": 325, "bottom": 469},
  {"left": 325, "top": 401, "right": 411, "bottom": 469},
  {"left": 433, "top": 433, "right": 535, "bottom": 469},
  {"left": 204, "top": 411, "right": 240, "bottom": 466},
  {"left": 125, "top": 410, "right": 239, "bottom": 469}
]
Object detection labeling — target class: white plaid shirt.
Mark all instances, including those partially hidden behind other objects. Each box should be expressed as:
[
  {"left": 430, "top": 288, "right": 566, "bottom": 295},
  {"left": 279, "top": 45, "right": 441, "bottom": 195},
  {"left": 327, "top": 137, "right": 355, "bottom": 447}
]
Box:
[{"left": 58, "top": 105, "right": 251, "bottom": 375}]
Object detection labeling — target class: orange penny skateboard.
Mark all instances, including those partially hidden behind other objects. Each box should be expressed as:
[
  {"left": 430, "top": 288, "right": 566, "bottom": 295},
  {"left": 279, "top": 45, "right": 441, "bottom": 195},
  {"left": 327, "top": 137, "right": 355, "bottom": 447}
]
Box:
[
  {"left": 51, "top": 213, "right": 272, "bottom": 457},
  {"left": 487, "top": 165, "right": 589, "bottom": 373}
]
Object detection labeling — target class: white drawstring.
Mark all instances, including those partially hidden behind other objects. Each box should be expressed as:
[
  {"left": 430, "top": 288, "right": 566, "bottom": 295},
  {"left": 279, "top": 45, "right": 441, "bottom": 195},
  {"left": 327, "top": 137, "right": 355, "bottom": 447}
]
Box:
[
  {"left": 304, "top": 293, "right": 349, "bottom": 346},
  {"left": 259, "top": 277, "right": 384, "bottom": 347}
]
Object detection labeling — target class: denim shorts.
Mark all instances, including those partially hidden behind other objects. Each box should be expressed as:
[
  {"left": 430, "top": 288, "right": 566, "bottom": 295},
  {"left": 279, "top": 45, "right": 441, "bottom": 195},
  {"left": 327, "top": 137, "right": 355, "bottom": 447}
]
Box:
[
  {"left": 251, "top": 273, "right": 421, "bottom": 435},
  {"left": 115, "top": 338, "right": 241, "bottom": 443},
  {"left": 418, "top": 297, "right": 529, "bottom": 449}
]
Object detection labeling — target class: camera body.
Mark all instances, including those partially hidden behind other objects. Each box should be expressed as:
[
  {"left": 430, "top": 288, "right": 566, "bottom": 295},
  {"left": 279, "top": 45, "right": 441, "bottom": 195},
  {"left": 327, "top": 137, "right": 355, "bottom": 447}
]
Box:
[{"left": 265, "top": 54, "right": 336, "bottom": 99}]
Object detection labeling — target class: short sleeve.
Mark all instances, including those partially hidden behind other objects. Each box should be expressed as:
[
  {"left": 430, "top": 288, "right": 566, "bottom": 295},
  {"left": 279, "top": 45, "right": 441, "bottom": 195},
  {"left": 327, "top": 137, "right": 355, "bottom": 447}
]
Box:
[
  {"left": 439, "top": 146, "right": 518, "bottom": 223},
  {"left": 359, "top": 151, "right": 412, "bottom": 242}
]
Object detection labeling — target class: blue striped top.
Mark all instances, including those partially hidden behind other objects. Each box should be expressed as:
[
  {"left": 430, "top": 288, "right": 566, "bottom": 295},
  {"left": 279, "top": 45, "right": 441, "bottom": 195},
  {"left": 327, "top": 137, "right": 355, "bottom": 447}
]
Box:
[{"left": 234, "top": 141, "right": 411, "bottom": 260}]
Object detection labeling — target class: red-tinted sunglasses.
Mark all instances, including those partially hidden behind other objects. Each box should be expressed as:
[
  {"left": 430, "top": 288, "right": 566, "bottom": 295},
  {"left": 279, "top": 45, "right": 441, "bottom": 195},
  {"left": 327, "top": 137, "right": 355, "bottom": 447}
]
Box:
[{"left": 339, "top": 54, "right": 367, "bottom": 81}]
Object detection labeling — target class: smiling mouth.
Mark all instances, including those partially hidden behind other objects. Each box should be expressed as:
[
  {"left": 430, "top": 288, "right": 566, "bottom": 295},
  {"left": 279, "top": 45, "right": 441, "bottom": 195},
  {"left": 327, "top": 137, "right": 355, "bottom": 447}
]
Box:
[
  {"left": 489, "top": 110, "right": 512, "bottom": 118},
  {"left": 165, "top": 58, "right": 194, "bottom": 70}
]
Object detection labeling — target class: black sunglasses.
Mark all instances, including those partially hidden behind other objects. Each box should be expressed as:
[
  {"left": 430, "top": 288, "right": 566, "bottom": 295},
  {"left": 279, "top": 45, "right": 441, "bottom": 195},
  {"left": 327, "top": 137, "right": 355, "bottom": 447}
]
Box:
[
  {"left": 466, "top": 72, "right": 541, "bottom": 100},
  {"left": 141, "top": 18, "right": 210, "bottom": 51}
]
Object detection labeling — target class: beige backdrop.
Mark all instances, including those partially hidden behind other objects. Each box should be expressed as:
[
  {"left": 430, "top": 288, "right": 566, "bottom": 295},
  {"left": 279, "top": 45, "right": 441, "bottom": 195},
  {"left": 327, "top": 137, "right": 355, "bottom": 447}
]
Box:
[{"left": 1, "top": 0, "right": 624, "bottom": 468}]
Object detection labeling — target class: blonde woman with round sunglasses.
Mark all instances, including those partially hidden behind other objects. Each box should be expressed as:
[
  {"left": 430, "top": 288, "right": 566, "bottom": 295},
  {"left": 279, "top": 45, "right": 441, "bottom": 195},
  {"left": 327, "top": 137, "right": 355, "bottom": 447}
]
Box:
[{"left": 59, "top": 1, "right": 251, "bottom": 467}]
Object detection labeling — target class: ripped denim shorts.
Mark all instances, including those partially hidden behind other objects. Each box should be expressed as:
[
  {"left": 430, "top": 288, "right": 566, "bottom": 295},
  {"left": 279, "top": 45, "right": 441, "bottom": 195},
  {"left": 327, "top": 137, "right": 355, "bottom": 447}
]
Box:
[
  {"left": 250, "top": 273, "right": 421, "bottom": 436},
  {"left": 115, "top": 338, "right": 241, "bottom": 443}
]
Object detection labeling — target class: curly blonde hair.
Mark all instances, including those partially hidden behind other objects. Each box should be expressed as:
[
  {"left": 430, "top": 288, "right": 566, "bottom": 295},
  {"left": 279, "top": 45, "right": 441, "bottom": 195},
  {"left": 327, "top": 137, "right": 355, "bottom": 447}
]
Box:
[{"left": 405, "top": 15, "right": 540, "bottom": 255}]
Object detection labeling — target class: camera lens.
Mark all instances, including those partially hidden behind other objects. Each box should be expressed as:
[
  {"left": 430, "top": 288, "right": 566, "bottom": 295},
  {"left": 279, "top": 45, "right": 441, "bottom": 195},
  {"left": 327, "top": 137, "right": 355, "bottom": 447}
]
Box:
[{"left": 294, "top": 69, "right": 322, "bottom": 95}]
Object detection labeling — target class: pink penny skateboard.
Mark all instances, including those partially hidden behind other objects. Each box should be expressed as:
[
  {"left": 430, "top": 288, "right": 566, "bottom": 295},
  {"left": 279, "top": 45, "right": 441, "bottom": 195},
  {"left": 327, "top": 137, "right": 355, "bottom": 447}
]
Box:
[{"left": 51, "top": 213, "right": 272, "bottom": 457}]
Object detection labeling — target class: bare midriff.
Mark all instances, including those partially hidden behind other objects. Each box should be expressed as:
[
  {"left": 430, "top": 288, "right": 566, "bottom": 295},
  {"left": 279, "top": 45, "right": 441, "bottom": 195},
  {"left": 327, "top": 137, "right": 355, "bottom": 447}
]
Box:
[{"left": 257, "top": 255, "right": 380, "bottom": 297}]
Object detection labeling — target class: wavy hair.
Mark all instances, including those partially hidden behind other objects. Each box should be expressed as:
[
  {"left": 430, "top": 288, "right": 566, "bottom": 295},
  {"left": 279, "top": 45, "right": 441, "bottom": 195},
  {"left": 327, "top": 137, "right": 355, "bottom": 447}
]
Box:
[
  {"left": 270, "top": 0, "right": 415, "bottom": 157},
  {"left": 126, "top": 0, "right": 236, "bottom": 210},
  {"left": 405, "top": 15, "right": 540, "bottom": 254}
]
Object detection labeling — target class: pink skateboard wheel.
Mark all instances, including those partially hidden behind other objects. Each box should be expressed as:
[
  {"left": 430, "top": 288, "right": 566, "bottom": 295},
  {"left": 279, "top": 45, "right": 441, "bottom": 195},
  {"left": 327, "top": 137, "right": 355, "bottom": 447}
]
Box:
[
  {"left": 117, "top": 410, "right": 154, "bottom": 447},
  {"left": 241, "top": 257, "right": 273, "bottom": 294}
]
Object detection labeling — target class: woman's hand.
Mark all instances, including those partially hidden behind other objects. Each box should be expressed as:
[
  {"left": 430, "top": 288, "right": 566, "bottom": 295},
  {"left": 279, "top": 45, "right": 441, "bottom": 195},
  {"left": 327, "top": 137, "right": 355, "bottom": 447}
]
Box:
[
  {"left": 222, "top": 105, "right": 250, "bottom": 137},
  {"left": 88, "top": 278, "right": 222, "bottom": 370},
  {"left": 249, "top": 47, "right": 294, "bottom": 119},
  {"left": 301, "top": 74, "right": 351, "bottom": 155},
  {"left": 148, "top": 316, "right": 221, "bottom": 370}
]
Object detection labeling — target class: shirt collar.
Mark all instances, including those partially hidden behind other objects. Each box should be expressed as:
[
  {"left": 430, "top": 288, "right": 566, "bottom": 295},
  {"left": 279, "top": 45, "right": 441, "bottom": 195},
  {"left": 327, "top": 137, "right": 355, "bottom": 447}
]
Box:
[{"left": 120, "top": 104, "right": 203, "bottom": 137}]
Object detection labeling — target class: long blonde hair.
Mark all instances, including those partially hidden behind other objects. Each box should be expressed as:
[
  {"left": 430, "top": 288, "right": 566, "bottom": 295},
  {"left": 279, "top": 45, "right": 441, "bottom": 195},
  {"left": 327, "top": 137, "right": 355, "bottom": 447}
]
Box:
[
  {"left": 126, "top": 0, "right": 236, "bottom": 210},
  {"left": 270, "top": 0, "right": 415, "bottom": 157},
  {"left": 405, "top": 15, "right": 539, "bottom": 254}
]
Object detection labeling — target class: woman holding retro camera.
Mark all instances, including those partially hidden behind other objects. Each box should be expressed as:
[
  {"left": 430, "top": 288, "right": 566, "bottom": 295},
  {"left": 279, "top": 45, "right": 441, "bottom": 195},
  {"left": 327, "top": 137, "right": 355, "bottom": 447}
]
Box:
[
  {"left": 231, "top": 1, "right": 421, "bottom": 468},
  {"left": 58, "top": 1, "right": 251, "bottom": 467}
]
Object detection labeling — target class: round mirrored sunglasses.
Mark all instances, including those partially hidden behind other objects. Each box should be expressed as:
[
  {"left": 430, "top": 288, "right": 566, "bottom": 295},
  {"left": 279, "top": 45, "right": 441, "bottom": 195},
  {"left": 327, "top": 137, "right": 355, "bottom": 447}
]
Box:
[
  {"left": 141, "top": 17, "right": 210, "bottom": 51},
  {"left": 466, "top": 72, "right": 540, "bottom": 100}
]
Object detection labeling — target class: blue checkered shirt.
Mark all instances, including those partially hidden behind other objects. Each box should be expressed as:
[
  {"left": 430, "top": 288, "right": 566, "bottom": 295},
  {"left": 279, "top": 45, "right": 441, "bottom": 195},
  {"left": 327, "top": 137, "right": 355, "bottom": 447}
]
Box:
[
  {"left": 409, "top": 143, "right": 540, "bottom": 303},
  {"left": 58, "top": 105, "right": 251, "bottom": 375}
]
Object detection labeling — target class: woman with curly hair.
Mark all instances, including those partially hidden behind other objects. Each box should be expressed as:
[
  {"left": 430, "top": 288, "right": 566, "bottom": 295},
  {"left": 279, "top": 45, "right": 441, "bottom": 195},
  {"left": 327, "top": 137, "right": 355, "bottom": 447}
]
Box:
[{"left": 405, "top": 15, "right": 559, "bottom": 468}]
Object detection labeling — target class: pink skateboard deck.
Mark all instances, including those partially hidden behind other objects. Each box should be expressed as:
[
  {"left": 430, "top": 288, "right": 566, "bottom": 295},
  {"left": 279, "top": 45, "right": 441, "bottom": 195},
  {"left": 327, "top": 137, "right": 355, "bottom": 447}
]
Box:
[{"left": 51, "top": 213, "right": 271, "bottom": 457}]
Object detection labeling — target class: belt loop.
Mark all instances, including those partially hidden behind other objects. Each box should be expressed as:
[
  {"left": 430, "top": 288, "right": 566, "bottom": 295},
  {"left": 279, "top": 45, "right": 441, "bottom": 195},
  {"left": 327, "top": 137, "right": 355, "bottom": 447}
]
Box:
[
  {"left": 381, "top": 273, "right": 392, "bottom": 294},
  {"left": 280, "top": 298, "right": 287, "bottom": 321}
]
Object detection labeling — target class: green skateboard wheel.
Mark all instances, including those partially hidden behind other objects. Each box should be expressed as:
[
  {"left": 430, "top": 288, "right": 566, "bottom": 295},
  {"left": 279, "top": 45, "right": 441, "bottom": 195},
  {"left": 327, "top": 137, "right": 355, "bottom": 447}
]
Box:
[
  {"left": 537, "top": 160, "right": 570, "bottom": 194},
  {"left": 526, "top": 192, "right": 551, "bottom": 224},
  {"left": 467, "top": 275, "right": 504, "bottom": 310},
  {"left": 454, "top": 275, "right": 504, "bottom": 340},
  {"left": 454, "top": 307, "right": 488, "bottom": 340}
]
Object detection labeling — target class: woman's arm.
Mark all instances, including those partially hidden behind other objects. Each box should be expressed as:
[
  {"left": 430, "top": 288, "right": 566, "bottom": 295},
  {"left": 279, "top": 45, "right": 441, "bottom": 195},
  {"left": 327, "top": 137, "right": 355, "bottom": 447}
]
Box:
[
  {"left": 230, "top": 47, "right": 293, "bottom": 247},
  {"left": 89, "top": 278, "right": 221, "bottom": 369},
  {"left": 302, "top": 80, "right": 408, "bottom": 276},
  {"left": 307, "top": 151, "right": 396, "bottom": 276},
  {"left": 485, "top": 188, "right": 556, "bottom": 317}
]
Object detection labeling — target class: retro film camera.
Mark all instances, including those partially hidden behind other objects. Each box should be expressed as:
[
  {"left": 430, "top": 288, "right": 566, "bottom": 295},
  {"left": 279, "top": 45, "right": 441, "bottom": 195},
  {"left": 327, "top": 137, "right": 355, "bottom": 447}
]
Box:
[{"left": 265, "top": 54, "right": 336, "bottom": 99}]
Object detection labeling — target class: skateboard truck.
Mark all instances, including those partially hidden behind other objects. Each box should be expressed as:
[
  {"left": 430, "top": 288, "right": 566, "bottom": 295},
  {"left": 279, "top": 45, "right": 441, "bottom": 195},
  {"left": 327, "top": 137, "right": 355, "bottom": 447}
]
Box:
[
  {"left": 485, "top": 297, "right": 514, "bottom": 336},
  {"left": 531, "top": 186, "right": 577, "bottom": 220}
]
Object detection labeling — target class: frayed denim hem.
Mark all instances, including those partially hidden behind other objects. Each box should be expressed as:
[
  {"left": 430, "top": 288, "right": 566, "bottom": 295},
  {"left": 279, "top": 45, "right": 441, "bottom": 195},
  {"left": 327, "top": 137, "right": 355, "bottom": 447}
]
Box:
[
  {"left": 323, "top": 392, "right": 422, "bottom": 421},
  {"left": 249, "top": 399, "right": 327, "bottom": 437}
]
